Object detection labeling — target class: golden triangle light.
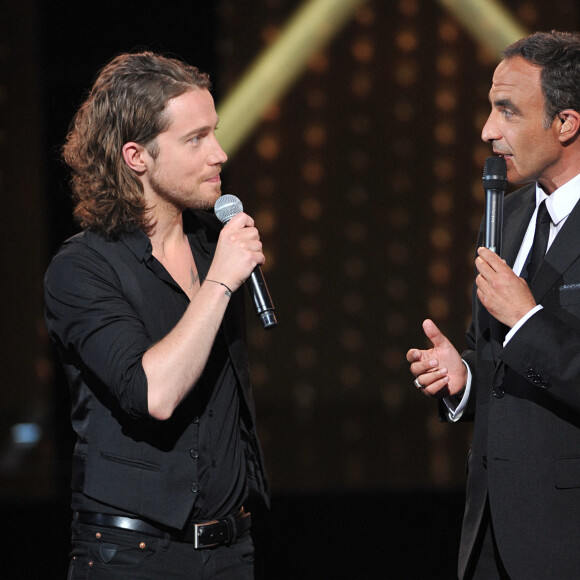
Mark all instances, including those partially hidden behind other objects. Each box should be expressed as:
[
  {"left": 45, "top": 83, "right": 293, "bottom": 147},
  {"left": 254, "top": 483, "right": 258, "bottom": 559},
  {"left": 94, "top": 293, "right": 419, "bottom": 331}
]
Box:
[
  {"left": 217, "top": 0, "right": 367, "bottom": 157},
  {"left": 437, "top": 0, "right": 527, "bottom": 59}
]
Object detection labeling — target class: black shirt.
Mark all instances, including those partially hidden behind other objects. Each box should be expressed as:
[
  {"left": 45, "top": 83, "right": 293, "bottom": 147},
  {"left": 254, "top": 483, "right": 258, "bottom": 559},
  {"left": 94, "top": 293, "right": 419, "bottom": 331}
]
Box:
[{"left": 44, "top": 210, "right": 255, "bottom": 527}]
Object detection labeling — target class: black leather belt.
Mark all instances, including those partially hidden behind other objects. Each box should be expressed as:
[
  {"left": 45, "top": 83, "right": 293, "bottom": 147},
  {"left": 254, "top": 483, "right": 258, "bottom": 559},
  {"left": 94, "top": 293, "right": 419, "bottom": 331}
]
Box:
[{"left": 75, "top": 509, "right": 251, "bottom": 549}]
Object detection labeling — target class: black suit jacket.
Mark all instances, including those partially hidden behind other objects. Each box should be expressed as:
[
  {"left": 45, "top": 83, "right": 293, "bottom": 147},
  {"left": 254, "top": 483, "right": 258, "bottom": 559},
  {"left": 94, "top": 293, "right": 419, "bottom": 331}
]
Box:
[{"left": 457, "top": 182, "right": 580, "bottom": 579}]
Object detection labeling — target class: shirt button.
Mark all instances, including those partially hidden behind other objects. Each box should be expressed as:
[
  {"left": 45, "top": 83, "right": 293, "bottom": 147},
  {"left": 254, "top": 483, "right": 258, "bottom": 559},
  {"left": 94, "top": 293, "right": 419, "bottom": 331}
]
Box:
[
  {"left": 190, "top": 449, "right": 199, "bottom": 459},
  {"left": 190, "top": 483, "right": 199, "bottom": 493}
]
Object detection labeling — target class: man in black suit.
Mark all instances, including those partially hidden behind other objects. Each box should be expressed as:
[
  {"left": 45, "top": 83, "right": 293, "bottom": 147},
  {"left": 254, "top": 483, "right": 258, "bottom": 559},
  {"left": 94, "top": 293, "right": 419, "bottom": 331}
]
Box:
[
  {"left": 45, "top": 52, "right": 269, "bottom": 579},
  {"left": 407, "top": 31, "right": 580, "bottom": 579}
]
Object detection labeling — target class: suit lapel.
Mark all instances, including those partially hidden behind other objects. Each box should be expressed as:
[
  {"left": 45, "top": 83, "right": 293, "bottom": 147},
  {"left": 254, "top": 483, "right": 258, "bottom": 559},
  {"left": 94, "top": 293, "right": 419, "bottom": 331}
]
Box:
[{"left": 530, "top": 195, "right": 580, "bottom": 303}]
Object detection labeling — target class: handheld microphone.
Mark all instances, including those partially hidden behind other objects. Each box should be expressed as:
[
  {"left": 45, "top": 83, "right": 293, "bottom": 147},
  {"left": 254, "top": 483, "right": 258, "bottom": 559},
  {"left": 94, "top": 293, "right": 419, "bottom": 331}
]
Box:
[
  {"left": 482, "top": 156, "right": 507, "bottom": 255},
  {"left": 214, "top": 194, "right": 277, "bottom": 329}
]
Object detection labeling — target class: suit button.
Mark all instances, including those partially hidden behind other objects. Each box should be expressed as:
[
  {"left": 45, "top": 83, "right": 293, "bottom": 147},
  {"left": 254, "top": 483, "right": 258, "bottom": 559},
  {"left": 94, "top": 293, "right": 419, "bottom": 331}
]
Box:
[
  {"left": 190, "top": 483, "right": 199, "bottom": 493},
  {"left": 493, "top": 386, "right": 504, "bottom": 398}
]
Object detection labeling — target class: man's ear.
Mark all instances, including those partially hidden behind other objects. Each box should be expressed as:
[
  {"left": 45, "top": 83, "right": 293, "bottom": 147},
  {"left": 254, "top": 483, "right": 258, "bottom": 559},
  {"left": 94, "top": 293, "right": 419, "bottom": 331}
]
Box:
[
  {"left": 122, "top": 142, "right": 148, "bottom": 173},
  {"left": 558, "top": 109, "right": 580, "bottom": 143}
]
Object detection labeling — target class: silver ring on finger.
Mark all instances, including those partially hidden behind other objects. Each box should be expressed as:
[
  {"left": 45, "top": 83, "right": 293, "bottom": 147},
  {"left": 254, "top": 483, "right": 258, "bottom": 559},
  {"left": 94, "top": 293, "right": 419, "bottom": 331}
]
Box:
[{"left": 414, "top": 378, "right": 425, "bottom": 389}]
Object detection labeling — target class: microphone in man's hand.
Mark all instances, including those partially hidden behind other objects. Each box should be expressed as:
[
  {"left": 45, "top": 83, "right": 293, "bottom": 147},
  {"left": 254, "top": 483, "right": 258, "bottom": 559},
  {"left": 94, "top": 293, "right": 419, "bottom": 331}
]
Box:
[
  {"left": 482, "top": 156, "right": 507, "bottom": 255},
  {"left": 214, "top": 194, "right": 277, "bottom": 329}
]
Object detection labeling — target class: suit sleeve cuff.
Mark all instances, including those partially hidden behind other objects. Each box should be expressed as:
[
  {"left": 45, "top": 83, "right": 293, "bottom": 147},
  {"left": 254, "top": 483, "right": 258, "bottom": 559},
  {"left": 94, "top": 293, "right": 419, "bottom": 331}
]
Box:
[
  {"left": 504, "top": 305, "right": 544, "bottom": 345},
  {"left": 443, "top": 360, "right": 472, "bottom": 422}
]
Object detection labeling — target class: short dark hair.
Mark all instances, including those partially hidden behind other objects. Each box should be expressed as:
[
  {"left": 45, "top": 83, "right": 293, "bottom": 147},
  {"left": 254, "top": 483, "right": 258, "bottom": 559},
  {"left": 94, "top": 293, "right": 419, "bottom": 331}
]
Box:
[
  {"left": 62, "top": 52, "right": 211, "bottom": 238},
  {"left": 503, "top": 31, "right": 580, "bottom": 128}
]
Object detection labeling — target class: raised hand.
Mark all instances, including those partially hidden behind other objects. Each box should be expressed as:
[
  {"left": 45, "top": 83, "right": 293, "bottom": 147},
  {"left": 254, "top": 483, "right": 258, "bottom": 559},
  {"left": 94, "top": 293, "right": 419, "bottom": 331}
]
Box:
[
  {"left": 406, "top": 319, "right": 468, "bottom": 397},
  {"left": 475, "top": 247, "right": 536, "bottom": 327},
  {"left": 207, "top": 212, "right": 265, "bottom": 292}
]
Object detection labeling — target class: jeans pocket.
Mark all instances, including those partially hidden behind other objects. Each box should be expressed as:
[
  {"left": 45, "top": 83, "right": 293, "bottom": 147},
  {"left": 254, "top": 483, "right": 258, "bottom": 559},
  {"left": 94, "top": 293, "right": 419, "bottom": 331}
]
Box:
[{"left": 71, "top": 522, "right": 162, "bottom": 576}]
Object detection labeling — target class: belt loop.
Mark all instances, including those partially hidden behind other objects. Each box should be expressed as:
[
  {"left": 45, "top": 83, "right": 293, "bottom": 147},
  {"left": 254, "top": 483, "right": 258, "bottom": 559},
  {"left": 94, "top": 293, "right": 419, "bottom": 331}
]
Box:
[
  {"left": 224, "top": 514, "right": 236, "bottom": 545},
  {"left": 160, "top": 531, "right": 171, "bottom": 551}
]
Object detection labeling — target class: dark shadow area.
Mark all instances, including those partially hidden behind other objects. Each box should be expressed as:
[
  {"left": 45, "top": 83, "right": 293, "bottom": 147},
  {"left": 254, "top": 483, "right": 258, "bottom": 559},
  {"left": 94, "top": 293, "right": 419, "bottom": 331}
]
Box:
[{"left": 3, "top": 489, "right": 464, "bottom": 579}]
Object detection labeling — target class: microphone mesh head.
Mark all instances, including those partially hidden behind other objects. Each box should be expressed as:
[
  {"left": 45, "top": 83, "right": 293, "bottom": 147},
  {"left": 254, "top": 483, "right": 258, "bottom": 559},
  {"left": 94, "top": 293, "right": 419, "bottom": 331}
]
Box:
[
  {"left": 482, "top": 156, "right": 507, "bottom": 190},
  {"left": 214, "top": 194, "right": 243, "bottom": 224}
]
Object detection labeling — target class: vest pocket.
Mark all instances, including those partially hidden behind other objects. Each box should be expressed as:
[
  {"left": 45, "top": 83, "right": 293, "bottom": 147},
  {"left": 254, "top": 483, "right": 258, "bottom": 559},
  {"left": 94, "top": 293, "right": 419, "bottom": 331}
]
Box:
[
  {"left": 100, "top": 451, "right": 162, "bottom": 471},
  {"left": 555, "top": 456, "right": 580, "bottom": 489}
]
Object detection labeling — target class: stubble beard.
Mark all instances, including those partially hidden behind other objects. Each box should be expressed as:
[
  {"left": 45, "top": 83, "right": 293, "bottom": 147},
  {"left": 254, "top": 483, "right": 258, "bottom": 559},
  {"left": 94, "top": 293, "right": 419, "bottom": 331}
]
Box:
[{"left": 149, "top": 172, "right": 221, "bottom": 213}]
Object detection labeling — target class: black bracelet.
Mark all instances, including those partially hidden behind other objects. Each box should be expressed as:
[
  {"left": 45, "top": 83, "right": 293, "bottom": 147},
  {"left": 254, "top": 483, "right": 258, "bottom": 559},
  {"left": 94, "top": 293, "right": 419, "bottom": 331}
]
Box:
[{"left": 205, "top": 279, "right": 233, "bottom": 297}]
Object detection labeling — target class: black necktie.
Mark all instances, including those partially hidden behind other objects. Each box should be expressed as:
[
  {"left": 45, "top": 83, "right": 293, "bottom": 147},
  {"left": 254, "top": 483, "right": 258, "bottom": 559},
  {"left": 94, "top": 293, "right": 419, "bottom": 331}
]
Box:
[{"left": 523, "top": 199, "right": 551, "bottom": 281}]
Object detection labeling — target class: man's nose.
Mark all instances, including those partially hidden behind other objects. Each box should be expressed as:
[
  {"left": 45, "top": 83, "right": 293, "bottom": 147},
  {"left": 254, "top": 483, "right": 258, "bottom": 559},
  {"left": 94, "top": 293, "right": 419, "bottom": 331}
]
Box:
[
  {"left": 209, "top": 136, "right": 228, "bottom": 165},
  {"left": 481, "top": 114, "right": 499, "bottom": 143}
]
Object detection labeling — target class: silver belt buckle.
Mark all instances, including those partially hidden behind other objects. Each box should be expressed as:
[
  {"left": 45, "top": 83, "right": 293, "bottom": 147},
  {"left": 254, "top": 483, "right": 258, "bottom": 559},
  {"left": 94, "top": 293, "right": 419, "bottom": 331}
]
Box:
[{"left": 194, "top": 519, "right": 220, "bottom": 549}]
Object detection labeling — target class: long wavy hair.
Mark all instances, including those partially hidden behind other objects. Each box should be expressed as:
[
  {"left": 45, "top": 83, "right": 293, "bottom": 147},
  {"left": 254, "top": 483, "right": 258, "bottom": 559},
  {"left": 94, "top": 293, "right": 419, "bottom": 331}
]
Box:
[
  {"left": 62, "top": 52, "right": 211, "bottom": 238},
  {"left": 503, "top": 31, "right": 580, "bottom": 129}
]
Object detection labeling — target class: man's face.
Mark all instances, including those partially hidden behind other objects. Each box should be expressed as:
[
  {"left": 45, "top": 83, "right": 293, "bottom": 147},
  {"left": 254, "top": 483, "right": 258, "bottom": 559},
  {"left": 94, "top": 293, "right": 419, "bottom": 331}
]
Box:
[
  {"left": 481, "top": 56, "right": 563, "bottom": 193},
  {"left": 145, "top": 88, "right": 228, "bottom": 212}
]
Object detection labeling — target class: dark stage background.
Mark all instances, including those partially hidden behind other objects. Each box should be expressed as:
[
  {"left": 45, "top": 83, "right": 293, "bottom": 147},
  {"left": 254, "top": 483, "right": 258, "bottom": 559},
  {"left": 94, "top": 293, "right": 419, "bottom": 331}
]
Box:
[{"left": 1, "top": 1, "right": 578, "bottom": 578}]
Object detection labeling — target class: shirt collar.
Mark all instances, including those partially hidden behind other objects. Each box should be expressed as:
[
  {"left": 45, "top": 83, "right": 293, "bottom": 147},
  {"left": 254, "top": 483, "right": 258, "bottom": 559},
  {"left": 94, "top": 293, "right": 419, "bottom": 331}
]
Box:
[
  {"left": 183, "top": 210, "right": 212, "bottom": 254},
  {"left": 117, "top": 210, "right": 213, "bottom": 262},
  {"left": 535, "top": 172, "right": 580, "bottom": 226},
  {"left": 118, "top": 227, "right": 153, "bottom": 262}
]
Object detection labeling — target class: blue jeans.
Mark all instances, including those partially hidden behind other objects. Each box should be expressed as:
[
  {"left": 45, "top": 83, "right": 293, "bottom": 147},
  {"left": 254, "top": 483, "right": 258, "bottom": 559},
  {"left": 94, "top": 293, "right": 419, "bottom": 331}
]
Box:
[{"left": 67, "top": 519, "right": 254, "bottom": 579}]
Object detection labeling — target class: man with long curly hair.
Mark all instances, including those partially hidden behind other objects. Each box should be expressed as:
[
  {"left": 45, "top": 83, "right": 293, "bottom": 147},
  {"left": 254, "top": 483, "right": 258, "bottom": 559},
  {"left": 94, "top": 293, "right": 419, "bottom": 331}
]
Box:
[{"left": 44, "top": 51, "right": 269, "bottom": 579}]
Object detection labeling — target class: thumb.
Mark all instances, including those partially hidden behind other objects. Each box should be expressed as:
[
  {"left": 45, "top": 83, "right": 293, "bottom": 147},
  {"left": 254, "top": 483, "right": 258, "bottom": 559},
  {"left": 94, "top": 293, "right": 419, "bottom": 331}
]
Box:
[
  {"left": 226, "top": 212, "right": 254, "bottom": 230},
  {"left": 422, "top": 319, "right": 450, "bottom": 349}
]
